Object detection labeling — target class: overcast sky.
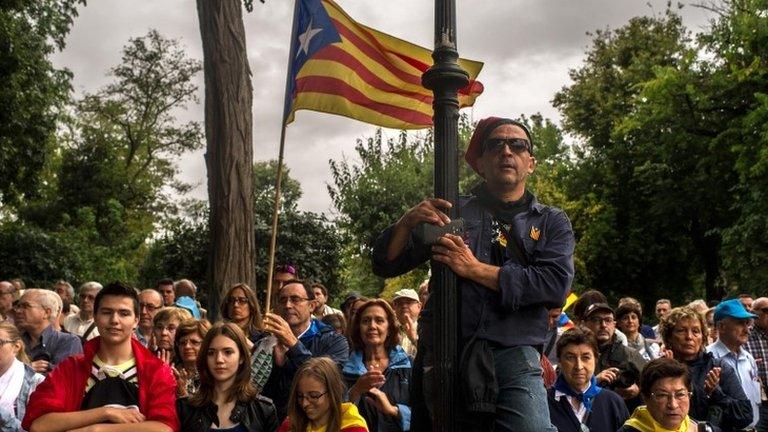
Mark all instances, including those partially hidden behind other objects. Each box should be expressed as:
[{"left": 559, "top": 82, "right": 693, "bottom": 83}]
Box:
[{"left": 51, "top": 0, "right": 713, "bottom": 215}]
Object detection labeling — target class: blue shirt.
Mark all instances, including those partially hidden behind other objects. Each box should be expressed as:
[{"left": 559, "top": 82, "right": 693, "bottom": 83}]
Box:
[
  {"left": 22, "top": 325, "right": 83, "bottom": 373},
  {"left": 707, "top": 339, "right": 761, "bottom": 428}
]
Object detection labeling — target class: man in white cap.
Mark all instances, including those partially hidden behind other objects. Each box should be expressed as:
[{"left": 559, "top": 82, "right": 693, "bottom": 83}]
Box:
[{"left": 392, "top": 288, "right": 422, "bottom": 358}]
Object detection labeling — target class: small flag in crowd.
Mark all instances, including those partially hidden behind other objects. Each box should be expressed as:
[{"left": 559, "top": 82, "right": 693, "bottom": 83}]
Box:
[{"left": 283, "top": 0, "right": 485, "bottom": 129}]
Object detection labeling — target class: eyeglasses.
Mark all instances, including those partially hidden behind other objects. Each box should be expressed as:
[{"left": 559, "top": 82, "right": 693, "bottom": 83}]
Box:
[
  {"left": 227, "top": 296, "right": 249, "bottom": 306},
  {"left": 483, "top": 137, "right": 530, "bottom": 155},
  {"left": 79, "top": 294, "right": 96, "bottom": 301},
  {"left": 586, "top": 316, "right": 615, "bottom": 325},
  {"left": 297, "top": 391, "right": 327, "bottom": 403},
  {"left": 650, "top": 390, "right": 692, "bottom": 403},
  {"left": 13, "top": 302, "right": 42, "bottom": 311},
  {"left": 179, "top": 338, "right": 202, "bottom": 347},
  {"left": 0, "top": 339, "right": 17, "bottom": 346},
  {"left": 140, "top": 302, "right": 162, "bottom": 312},
  {"left": 278, "top": 296, "right": 310, "bottom": 306},
  {"left": 0, "top": 290, "right": 15, "bottom": 296}
]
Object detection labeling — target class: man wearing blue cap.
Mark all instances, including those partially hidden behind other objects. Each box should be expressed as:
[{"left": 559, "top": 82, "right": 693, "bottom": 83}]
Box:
[{"left": 708, "top": 298, "right": 762, "bottom": 429}]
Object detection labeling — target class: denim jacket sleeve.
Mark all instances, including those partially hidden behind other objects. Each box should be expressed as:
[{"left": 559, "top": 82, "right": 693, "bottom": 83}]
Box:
[
  {"left": 371, "top": 224, "right": 431, "bottom": 278},
  {"left": 497, "top": 209, "right": 575, "bottom": 312}
]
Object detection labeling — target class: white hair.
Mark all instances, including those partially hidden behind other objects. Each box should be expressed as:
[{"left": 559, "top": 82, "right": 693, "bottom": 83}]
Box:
[
  {"left": 25, "top": 288, "right": 63, "bottom": 323},
  {"left": 55, "top": 280, "right": 74, "bottom": 299},
  {"left": 79, "top": 281, "right": 103, "bottom": 294}
]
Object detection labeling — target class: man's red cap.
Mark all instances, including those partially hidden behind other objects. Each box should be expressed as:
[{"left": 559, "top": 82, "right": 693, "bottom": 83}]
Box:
[{"left": 465, "top": 117, "right": 534, "bottom": 174}]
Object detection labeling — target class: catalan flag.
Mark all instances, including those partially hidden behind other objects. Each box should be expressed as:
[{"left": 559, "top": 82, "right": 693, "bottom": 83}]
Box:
[{"left": 283, "top": 0, "right": 484, "bottom": 129}]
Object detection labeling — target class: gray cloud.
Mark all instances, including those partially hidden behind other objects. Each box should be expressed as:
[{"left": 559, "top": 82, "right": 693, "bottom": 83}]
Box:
[{"left": 51, "top": 0, "right": 715, "bottom": 214}]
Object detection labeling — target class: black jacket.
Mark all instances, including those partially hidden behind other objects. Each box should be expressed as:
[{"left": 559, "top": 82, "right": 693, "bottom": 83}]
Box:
[
  {"left": 597, "top": 337, "right": 647, "bottom": 390},
  {"left": 176, "top": 396, "right": 279, "bottom": 432},
  {"left": 546, "top": 387, "right": 628, "bottom": 432},
  {"left": 685, "top": 351, "right": 752, "bottom": 431}
]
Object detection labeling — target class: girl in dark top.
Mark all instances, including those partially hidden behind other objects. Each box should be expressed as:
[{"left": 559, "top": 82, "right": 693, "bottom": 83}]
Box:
[
  {"left": 547, "top": 327, "right": 629, "bottom": 432},
  {"left": 177, "top": 322, "right": 278, "bottom": 432}
]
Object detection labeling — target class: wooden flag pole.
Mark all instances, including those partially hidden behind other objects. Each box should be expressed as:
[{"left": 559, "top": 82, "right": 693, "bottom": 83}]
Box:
[{"left": 266, "top": 0, "right": 301, "bottom": 314}]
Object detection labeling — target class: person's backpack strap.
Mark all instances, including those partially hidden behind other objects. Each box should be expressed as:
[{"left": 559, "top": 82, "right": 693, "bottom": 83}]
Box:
[{"left": 81, "top": 321, "right": 98, "bottom": 344}]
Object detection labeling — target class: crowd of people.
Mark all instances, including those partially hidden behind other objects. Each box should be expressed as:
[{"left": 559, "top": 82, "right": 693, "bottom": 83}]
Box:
[
  {"left": 3, "top": 115, "right": 767, "bottom": 432},
  {"left": 0, "top": 274, "right": 428, "bottom": 432}
]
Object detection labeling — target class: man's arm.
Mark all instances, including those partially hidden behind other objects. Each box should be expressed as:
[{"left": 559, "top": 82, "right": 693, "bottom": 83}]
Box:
[
  {"left": 30, "top": 408, "right": 170, "bottom": 432},
  {"left": 432, "top": 210, "right": 574, "bottom": 311},
  {"left": 372, "top": 199, "right": 451, "bottom": 278}
]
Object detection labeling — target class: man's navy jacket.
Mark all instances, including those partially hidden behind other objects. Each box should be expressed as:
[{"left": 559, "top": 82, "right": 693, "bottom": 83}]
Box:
[{"left": 372, "top": 189, "right": 575, "bottom": 347}]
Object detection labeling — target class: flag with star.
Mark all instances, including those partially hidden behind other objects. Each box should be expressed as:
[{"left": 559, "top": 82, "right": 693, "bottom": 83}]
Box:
[{"left": 282, "top": 0, "right": 484, "bottom": 129}]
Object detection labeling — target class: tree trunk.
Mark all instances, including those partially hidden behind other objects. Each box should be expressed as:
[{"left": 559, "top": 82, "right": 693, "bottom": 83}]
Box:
[
  {"left": 690, "top": 216, "right": 723, "bottom": 302},
  {"left": 197, "top": 0, "right": 254, "bottom": 321}
]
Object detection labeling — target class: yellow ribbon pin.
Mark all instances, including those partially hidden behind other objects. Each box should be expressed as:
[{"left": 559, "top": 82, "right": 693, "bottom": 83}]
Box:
[{"left": 529, "top": 226, "right": 540, "bottom": 241}]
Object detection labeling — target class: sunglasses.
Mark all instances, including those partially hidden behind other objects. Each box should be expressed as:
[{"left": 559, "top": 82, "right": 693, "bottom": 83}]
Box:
[{"left": 483, "top": 137, "right": 530, "bottom": 155}]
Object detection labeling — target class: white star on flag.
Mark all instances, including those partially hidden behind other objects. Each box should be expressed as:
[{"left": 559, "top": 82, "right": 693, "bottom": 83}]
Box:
[{"left": 297, "top": 19, "right": 322, "bottom": 58}]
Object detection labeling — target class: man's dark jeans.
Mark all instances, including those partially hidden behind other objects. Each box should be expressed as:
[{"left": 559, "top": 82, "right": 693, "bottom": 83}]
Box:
[{"left": 418, "top": 343, "right": 555, "bottom": 432}]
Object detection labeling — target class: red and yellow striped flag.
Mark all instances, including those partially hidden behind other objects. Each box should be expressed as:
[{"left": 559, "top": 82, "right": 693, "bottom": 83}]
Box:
[{"left": 283, "top": 0, "right": 484, "bottom": 129}]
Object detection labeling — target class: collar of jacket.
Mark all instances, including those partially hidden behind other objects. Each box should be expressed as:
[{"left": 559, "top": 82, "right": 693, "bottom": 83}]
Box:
[
  {"left": 466, "top": 183, "right": 544, "bottom": 215},
  {"left": 342, "top": 345, "right": 411, "bottom": 376}
]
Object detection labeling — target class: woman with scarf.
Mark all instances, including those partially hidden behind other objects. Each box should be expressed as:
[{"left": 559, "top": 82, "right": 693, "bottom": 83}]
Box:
[
  {"left": 0, "top": 322, "right": 44, "bottom": 431},
  {"left": 547, "top": 327, "right": 629, "bottom": 431},
  {"left": 616, "top": 303, "right": 660, "bottom": 361},
  {"left": 619, "top": 357, "right": 720, "bottom": 431}
]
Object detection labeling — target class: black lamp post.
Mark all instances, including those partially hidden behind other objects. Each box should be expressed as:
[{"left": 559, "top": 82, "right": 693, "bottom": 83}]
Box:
[{"left": 421, "top": 1, "right": 468, "bottom": 430}]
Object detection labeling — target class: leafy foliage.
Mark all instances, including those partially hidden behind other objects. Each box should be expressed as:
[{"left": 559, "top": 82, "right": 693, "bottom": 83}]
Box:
[{"left": 0, "top": 0, "right": 83, "bottom": 207}]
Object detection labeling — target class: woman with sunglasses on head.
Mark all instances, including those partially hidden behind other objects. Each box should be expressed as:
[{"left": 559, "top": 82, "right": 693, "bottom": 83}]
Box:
[
  {"left": 278, "top": 357, "right": 368, "bottom": 432},
  {"left": 0, "top": 322, "right": 44, "bottom": 431},
  {"left": 342, "top": 299, "right": 410, "bottom": 432},
  {"left": 177, "top": 322, "right": 278, "bottom": 432},
  {"left": 173, "top": 318, "right": 211, "bottom": 398}
]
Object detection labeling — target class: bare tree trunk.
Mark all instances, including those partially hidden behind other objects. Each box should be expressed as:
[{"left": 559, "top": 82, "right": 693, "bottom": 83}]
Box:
[{"left": 197, "top": 0, "right": 254, "bottom": 321}]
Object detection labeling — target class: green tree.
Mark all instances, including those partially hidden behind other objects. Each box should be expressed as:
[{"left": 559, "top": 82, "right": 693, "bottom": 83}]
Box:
[
  {"left": 2, "top": 30, "right": 203, "bottom": 286},
  {"left": 553, "top": 8, "right": 742, "bottom": 304},
  {"left": 141, "top": 160, "right": 343, "bottom": 304},
  {"left": 0, "top": 0, "right": 83, "bottom": 208}
]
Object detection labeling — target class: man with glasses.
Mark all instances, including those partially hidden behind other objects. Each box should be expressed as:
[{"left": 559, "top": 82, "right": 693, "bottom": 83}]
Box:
[
  {"left": 136, "top": 289, "right": 163, "bottom": 347},
  {"left": 53, "top": 280, "right": 80, "bottom": 317},
  {"left": 708, "top": 298, "right": 761, "bottom": 429},
  {"left": 747, "top": 297, "right": 768, "bottom": 432},
  {"left": 262, "top": 279, "right": 349, "bottom": 420},
  {"left": 372, "top": 117, "right": 575, "bottom": 431},
  {"left": 63, "top": 281, "right": 102, "bottom": 340},
  {"left": 0, "top": 280, "right": 16, "bottom": 322},
  {"left": 581, "top": 303, "right": 647, "bottom": 409},
  {"left": 16, "top": 288, "right": 82, "bottom": 373}
]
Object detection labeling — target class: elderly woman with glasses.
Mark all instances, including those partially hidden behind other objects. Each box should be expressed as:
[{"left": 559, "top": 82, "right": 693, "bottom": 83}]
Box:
[
  {"left": 173, "top": 318, "right": 211, "bottom": 398},
  {"left": 547, "top": 327, "right": 628, "bottom": 432},
  {"left": 658, "top": 306, "right": 751, "bottom": 431},
  {"left": 153, "top": 306, "right": 192, "bottom": 365},
  {"left": 342, "top": 299, "right": 411, "bottom": 432},
  {"left": 619, "top": 357, "right": 721, "bottom": 432}
]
